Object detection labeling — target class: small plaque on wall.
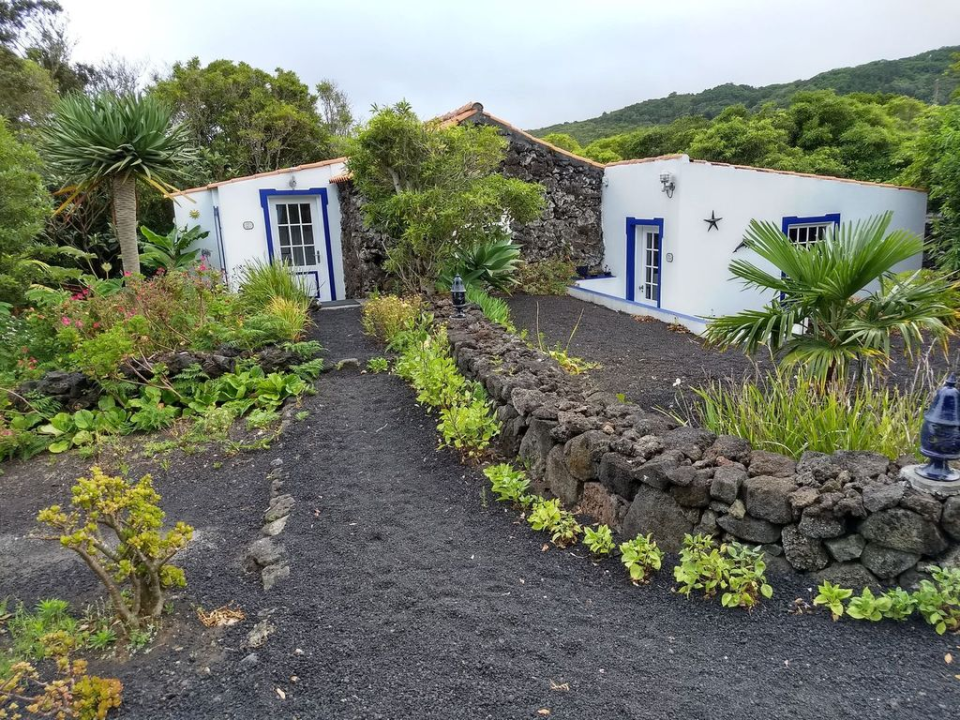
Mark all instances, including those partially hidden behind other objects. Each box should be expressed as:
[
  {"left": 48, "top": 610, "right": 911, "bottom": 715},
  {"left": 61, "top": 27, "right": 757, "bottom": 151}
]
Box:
[{"left": 242, "top": 221, "right": 254, "bottom": 230}]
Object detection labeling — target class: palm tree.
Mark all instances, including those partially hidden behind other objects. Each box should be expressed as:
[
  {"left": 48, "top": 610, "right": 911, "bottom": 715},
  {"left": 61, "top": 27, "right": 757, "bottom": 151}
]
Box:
[
  {"left": 704, "top": 212, "right": 957, "bottom": 383},
  {"left": 40, "top": 93, "right": 195, "bottom": 276}
]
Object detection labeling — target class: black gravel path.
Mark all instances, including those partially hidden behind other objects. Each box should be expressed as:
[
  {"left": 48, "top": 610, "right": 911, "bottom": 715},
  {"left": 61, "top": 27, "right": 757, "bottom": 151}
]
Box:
[
  {"left": 3, "top": 306, "right": 959, "bottom": 718},
  {"left": 506, "top": 294, "right": 958, "bottom": 412}
]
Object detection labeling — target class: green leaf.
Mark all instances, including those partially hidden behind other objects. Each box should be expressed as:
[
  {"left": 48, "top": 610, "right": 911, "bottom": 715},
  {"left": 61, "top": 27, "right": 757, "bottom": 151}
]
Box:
[{"left": 48, "top": 440, "right": 70, "bottom": 453}]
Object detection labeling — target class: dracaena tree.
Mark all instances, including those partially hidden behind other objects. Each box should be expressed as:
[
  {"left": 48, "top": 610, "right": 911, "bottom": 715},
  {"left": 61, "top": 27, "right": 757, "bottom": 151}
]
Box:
[
  {"left": 39, "top": 92, "right": 195, "bottom": 276},
  {"left": 704, "top": 212, "right": 957, "bottom": 384}
]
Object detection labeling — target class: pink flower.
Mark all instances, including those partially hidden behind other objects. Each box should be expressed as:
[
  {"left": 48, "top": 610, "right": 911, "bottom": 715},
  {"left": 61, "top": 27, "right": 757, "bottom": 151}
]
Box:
[
  {"left": 198, "top": 262, "right": 207, "bottom": 272},
  {"left": 60, "top": 316, "right": 72, "bottom": 326},
  {"left": 123, "top": 271, "right": 131, "bottom": 277}
]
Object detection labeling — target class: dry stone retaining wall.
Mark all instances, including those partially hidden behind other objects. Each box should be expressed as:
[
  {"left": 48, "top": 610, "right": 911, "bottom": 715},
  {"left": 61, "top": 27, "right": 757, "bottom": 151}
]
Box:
[{"left": 438, "top": 301, "right": 960, "bottom": 588}]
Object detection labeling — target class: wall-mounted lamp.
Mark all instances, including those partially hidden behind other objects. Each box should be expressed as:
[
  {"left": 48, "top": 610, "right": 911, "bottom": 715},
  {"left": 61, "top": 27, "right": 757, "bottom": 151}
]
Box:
[
  {"left": 660, "top": 173, "right": 676, "bottom": 198},
  {"left": 288, "top": 175, "right": 297, "bottom": 189}
]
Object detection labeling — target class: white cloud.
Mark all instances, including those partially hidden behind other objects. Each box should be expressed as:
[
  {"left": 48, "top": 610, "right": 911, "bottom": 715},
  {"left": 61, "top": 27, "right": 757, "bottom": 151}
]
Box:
[{"left": 57, "top": 0, "right": 960, "bottom": 128}]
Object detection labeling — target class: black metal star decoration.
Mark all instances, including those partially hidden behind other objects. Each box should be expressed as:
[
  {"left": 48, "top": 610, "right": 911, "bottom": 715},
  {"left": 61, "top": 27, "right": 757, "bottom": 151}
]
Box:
[{"left": 704, "top": 211, "right": 722, "bottom": 231}]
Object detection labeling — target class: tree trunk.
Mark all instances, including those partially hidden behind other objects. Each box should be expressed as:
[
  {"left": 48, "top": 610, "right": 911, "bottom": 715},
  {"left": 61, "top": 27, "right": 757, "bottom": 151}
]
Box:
[{"left": 112, "top": 174, "right": 140, "bottom": 276}]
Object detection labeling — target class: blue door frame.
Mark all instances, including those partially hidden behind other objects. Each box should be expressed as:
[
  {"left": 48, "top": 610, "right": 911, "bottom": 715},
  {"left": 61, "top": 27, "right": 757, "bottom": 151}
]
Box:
[
  {"left": 625, "top": 217, "right": 665, "bottom": 307},
  {"left": 258, "top": 187, "right": 337, "bottom": 301}
]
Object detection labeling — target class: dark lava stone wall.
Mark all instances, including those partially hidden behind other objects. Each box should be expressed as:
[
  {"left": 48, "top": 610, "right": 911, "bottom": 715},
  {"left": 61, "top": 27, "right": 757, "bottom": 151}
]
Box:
[
  {"left": 477, "top": 116, "right": 604, "bottom": 269},
  {"left": 335, "top": 182, "right": 390, "bottom": 299},
  {"left": 335, "top": 117, "right": 605, "bottom": 298},
  {"left": 435, "top": 300, "right": 960, "bottom": 589}
]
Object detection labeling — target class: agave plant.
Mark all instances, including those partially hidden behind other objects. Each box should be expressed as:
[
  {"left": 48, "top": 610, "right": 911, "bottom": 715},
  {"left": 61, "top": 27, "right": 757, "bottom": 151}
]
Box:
[
  {"left": 40, "top": 93, "right": 196, "bottom": 277},
  {"left": 704, "top": 212, "right": 956, "bottom": 384},
  {"left": 440, "top": 237, "right": 522, "bottom": 292},
  {"left": 139, "top": 224, "right": 207, "bottom": 271}
]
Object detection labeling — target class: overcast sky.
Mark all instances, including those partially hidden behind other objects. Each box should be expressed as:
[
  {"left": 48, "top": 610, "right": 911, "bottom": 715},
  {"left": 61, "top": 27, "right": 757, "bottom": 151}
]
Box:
[{"left": 58, "top": 0, "right": 960, "bottom": 129}]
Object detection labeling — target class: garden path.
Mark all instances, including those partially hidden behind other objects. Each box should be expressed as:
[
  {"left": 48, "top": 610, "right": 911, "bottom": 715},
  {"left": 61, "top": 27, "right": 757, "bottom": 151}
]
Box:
[
  {"left": 131, "top": 307, "right": 957, "bottom": 718},
  {"left": 2, "top": 307, "right": 957, "bottom": 718}
]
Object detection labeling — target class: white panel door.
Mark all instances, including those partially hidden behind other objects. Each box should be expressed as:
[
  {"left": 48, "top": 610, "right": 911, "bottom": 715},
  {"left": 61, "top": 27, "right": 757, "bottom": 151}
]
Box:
[{"left": 270, "top": 197, "right": 330, "bottom": 301}]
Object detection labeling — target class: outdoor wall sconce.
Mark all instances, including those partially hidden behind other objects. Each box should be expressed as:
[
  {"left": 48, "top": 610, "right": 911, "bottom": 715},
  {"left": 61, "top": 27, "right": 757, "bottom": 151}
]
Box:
[
  {"left": 242, "top": 221, "right": 254, "bottom": 230},
  {"left": 451, "top": 275, "right": 467, "bottom": 318},
  {"left": 903, "top": 373, "right": 960, "bottom": 495},
  {"left": 660, "top": 173, "right": 676, "bottom": 198},
  {"left": 288, "top": 175, "right": 297, "bottom": 189}
]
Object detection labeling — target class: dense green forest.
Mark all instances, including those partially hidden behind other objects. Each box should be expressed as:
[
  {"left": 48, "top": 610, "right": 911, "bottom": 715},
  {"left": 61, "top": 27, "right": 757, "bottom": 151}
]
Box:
[
  {"left": 532, "top": 46, "right": 959, "bottom": 144},
  {"left": 0, "top": 1, "right": 352, "bottom": 302}
]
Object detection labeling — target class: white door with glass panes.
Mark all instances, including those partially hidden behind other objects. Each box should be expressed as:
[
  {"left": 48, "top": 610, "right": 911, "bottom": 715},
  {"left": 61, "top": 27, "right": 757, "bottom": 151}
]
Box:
[
  {"left": 268, "top": 197, "right": 331, "bottom": 301},
  {"left": 635, "top": 226, "right": 661, "bottom": 305}
]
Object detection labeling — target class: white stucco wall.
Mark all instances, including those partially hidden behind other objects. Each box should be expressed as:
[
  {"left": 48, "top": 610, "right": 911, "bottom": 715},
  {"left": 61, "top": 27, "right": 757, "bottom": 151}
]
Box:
[
  {"left": 171, "top": 160, "right": 348, "bottom": 300},
  {"left": 596, "top": 155, "right": 928, "bottom": 328}
]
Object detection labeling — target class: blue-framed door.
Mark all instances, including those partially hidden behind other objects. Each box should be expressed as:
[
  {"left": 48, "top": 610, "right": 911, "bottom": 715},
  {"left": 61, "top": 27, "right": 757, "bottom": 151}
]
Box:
[
  {"left": 259, "top": 187, "right": 337, "bottom": 301},
  {"left": 625, "top": 217, "right": 665, "bottom": 307}
]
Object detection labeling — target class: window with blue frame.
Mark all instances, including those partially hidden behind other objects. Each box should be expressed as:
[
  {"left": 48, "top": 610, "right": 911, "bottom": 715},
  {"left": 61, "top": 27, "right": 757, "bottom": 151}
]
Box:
[{"left": 781, "top": 213, "right": 841, "bottom": 249}]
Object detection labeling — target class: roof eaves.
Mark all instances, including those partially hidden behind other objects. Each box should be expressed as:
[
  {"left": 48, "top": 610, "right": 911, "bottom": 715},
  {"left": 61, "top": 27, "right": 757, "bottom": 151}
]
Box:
[
  {"left": 171, "top": 156, "right": 349, "bottom": 196},
  {"left": 688, "top": 158, "right": 925, "bottom": 193}
]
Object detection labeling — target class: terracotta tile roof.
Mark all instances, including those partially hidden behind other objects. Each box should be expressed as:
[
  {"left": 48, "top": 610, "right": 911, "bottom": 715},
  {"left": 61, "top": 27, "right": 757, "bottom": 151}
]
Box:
[
  {"left": 604, "top": 154, "right": 686, "bottom": 167},
  {"left": 170, "top": 156, "right": 348, "bottom": 196},
  {"left": 329, "top": 172, "right": 352, "bottom": 184},
  {"left": 687, "top": 158, "right": 925, "bottom": 193}
]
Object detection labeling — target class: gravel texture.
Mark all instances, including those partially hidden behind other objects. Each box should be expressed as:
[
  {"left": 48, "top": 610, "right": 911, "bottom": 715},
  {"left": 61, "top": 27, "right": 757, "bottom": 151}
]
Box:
[
  {"left": 506, "top": 294, "right": 957, "bottom": 412},
  {"left": 1, "top": 306, "right": 958, "bottom": 719}
]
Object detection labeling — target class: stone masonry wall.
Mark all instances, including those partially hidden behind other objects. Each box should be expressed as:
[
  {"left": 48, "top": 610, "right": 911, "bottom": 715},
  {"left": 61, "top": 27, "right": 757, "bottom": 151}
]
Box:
[
  {"left": 477, "top": 116, "right": 605, "bottom": 270},
  {"left": 336, "top": 117, "right": 606, "bottom": 297},
  {"left": 436, "top": 300, "right": 960, "bottom": 588},
  {"left": 336, "top": 181, "right": 390, "bottom": 298}
]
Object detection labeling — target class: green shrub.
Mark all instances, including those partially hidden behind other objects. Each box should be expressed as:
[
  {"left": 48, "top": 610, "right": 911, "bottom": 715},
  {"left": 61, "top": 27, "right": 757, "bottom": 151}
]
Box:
[
  {"left": 846, "top": 587, "right": 889, "bottom": 621},
  {"left": 527, "top": 497, "right": 563, "bottom": 532},
  {"left": 437, "top": 395, "right": 499, "bottom": 460},
  {"left": 361, "top": 295, "right": 421, "bottom": 345},
  {"left": 366, "top": 357, "right": 389, "bottom": 374},
  {"left": 550, "top": 513, "right": 581, "bottom": 548},
  {"left": 516, "top": 257, "right": 576, "bottom": 295},
  {"left": 813, "top": 581, "right": 853, "bottom": 620},
  {"left": 36, "top": 467, "right": 193, "bottom": 634},
  {"left": 265, "top": 296, "right": 310, "bottom": 341},
  {"left": 440, "top": 237, "right": 522, "bottom": 292},
  {"left": 0, "top": 637, "right": 123, "bottom": 719},
  {"left": 673, "top": 534, "right": 773, "bottom": 609},
  {"left": 619, "top": 533, "right": 663, "bottom": 583},
  {"left": 467, "top": 285, "right": 515, "bottom": 332},
  {"left": 676, "top": 365, "right": 925, "bottom": 460},
  {"left": 583, "top": 524, "right": 615, "bottom": 556},
  {"left": 237, "top": 259, "right": 309, "bottom": 312},
  {"left": 483, "top": 463, "right": 530, "bottom": 504},
  {"left": 139, "top": 224, "right": 205, "bottom": 271},
  {"left": 526, "top": 497, "right": 580, "bottom": 547},
  {"left": 914, "top": 566, "right": 960, "bottom": 634}
]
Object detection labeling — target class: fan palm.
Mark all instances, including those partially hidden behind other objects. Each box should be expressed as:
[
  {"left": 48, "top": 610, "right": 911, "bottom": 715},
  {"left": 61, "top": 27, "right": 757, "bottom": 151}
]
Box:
[
  {"left": 40, "top": 93, "right": 196, "bottom": 276},
  {"left": 704, "top": 212, "right": 957, "bottom": 384}
]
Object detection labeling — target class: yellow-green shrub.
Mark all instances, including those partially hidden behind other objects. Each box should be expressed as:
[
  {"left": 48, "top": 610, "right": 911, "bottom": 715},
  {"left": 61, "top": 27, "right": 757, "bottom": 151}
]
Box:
[
  {"left": 361, "top": 295, "right": 421, "bottom": 344},
  {"left": 36, "top": 468, "right": 193, "bottom": 634}
]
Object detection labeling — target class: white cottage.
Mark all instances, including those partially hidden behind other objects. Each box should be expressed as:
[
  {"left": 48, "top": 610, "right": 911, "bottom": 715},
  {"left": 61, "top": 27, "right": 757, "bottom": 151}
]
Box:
[
  {"left": 572, "top": 153, "right": 927, "bottom": 332},
  {"left": 171, "top": 103, "right": 927, "bottom": 332},
  {"left": 172, "top": 157, "right": 349, "bottom": 302}
]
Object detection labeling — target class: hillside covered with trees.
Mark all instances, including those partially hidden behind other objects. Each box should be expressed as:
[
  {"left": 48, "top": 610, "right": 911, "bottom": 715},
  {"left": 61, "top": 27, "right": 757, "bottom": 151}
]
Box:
[{"left": 532, "top": 46, "right": 959, "bottom": 144}]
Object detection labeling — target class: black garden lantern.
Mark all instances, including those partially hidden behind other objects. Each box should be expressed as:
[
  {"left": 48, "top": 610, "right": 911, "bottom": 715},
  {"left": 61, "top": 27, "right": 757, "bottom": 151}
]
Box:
[
  {"left": 451, "top": 274, "right": 467, "bottom": 318},
  {"left": 917, "top": 373, "right": 960, "bottom": 483}
]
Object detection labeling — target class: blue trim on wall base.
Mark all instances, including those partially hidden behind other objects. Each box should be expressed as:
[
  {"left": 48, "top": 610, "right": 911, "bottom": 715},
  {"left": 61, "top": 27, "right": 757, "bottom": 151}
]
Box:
[
  {"left": 781, "top": 213, "right": 841, "bottom": 235},
  {"left": 258, "top": 187, "right": 337, "bottom": 301},
  {"left": 571, "top": 284, "right": 705, "bottom": 324},
  {"left": 625, "top": 217, "right": 665, "bottom": 306}
]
